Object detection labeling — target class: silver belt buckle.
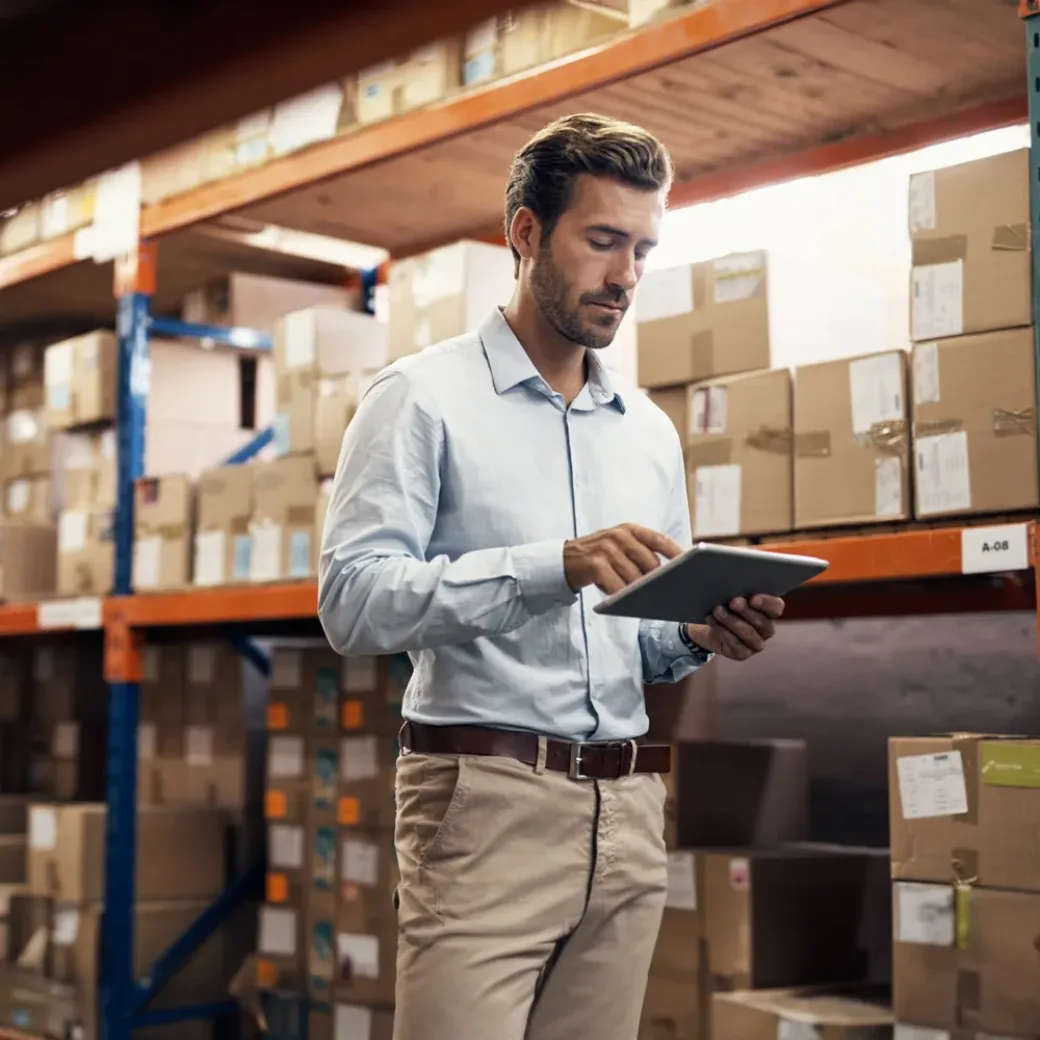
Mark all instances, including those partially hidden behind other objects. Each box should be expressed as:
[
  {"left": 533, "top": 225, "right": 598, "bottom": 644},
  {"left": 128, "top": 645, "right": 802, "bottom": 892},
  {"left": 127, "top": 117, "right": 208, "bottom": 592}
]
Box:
[{"left": 568, "top": 742, "right": 593, "bottom": 780}]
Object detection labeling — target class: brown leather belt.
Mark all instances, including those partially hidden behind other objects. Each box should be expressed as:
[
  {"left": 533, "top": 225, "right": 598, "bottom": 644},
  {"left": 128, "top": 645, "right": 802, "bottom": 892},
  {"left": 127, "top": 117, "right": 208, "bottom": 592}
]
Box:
[{"left": 400, "top": 721, "right": 671, "bottom": 780}]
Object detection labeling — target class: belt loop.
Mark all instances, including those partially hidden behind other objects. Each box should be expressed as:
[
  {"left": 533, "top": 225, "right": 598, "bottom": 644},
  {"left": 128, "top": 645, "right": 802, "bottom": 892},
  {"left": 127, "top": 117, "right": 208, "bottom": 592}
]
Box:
[
  {"left": 626, "top": 740, "right": 638, "bottom": 777},
  {"left": 534, "top": 736, "right": 548, "bottom": 775},
  {"left": 399, "top": 721, "right": 413, "bottom": 755}
]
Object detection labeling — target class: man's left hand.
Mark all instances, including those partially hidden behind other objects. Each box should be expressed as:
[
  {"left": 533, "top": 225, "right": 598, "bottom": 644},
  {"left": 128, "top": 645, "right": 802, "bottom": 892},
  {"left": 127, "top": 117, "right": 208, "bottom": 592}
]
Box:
[{"left": 686, "top": 595, "right": 784, "bottom": 661}]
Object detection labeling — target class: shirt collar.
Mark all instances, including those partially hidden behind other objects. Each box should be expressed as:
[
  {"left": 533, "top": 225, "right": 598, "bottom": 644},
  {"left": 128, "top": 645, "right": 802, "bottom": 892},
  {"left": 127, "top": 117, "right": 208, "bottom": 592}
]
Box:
[{"left": 478, "top": 308, "right": 626, "bottom": 413}]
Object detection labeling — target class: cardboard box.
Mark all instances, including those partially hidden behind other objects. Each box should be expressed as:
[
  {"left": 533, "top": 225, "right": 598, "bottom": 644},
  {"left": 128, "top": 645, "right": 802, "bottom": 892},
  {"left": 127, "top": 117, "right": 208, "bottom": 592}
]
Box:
[
  {"left": 909, "top": 149, "right": 1029, "bottom": 343},
  {"left": 55, "top": 429, "right": 116, "bottom": 510},
  {"left": 888, "top": 734, "right": 1040, "bottom": 892},
  {"left": 8, "top": 344, "right": 45, "bottom": 412},
  {"left": 250, "top": 456, "right": 321, "bottom": 582},
  {"left": 713, "top": 988, "right": 894, "bottom": 1040},
  {"left": 388, "top": 240, "right": 515, "bottom": 361},
  {"left": 651, "top": 852, "right": 699, "bottom": 982},
  {"left": 664, "top": 739, "right": 808, "bottom": 850},
  {"left": 44, "top": 330, "right": 117, "bottom": 430},
  {"left": 132, "top": 475, "right": 194, "bottom": 591},
  {"left": 273, "top": 306, "right": 387, "bottom": 469},
  {"left": 56, "top": 507, "right": 113, "bottom": 596},
  {"left": 3, "top": 409, "right": 49, "bottom": 480},
  {"left": 463, "top": 10, "right": 550, "bottom": 86},
  {"left": 258, "top": 903, "right": 306, "bottom": 991},
  {"left": 636, "top": 251, "right": 884, "bottom": 389},
  {"left": 893, "top": 882, "right": 1040, "bottom": 1036},
  {"left": 667, "top": 368, "right": 792, "bottom": 538},
  {"left": 3, "top": 476, "right": 50, "bottom": 525},
  {"left": 337, "top": 734, "right": 396, "bottom": 831},
  {"left": 357, "top": 41, "right": 461, "bottom": 124},
  {"left": 268, "top": 647, "right": 342, "bottom": 736},
  {"left": 194, "top": 464, "right": 253, "bottom": 586},
  {"left": 309, "top": 1005, "right": 395, "bottom": 1040},
  {"left": 39, "top": 180, "right": 96, "bottom": 241},
  {"left": 0, "top": 205, "right": 41, "bottom": 256},
  {"left": 0, "top": 524, "right": 57, "bottom": 602},
  {"left": 794, "top": 351, "right": 910, "bottom": 528},
  {"left": 27, "top": 803, "right": 228, "bottom": 902},
  {"left": 640, "top": 976, "right": 700, "bottom": 1040},
  {"left": 141, "top": 137, "right": 209, "bottom": 205},
  {"left": 910, "top": 328, "right": 1038, "bottom": 518}
]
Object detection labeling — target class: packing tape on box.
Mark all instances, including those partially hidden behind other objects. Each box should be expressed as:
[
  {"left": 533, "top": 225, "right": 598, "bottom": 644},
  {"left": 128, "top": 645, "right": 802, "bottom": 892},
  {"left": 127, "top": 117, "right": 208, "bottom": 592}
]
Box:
[
  {"left": 685, "top": 439, "right": 732, "bottom": 469},
  {"left": 991, "top": 222, "right": 1028, "bottom": 251},
  {"left": 140, "top": 523, "right": 186, "bottom": 540},
  {"left": 993, "top": 406, "right": 1036, "bottom": 437},
  {"left": 853, "top": 419, "right": 907, "bottom": 456},
  {"left": 287, "top": 505, "right": 316, "bottom": 526},
  {"left": 911, "top": 234, "right": 967, "bottom": 267},
  {"left": 914, "top": 418, "right": 963, "bottom": 438},
  {"left": 744, "top": 425, "right": 793, "bottom": 454},
  {"left": 793, "top": 430, "right": 831, "bottom": 458}
]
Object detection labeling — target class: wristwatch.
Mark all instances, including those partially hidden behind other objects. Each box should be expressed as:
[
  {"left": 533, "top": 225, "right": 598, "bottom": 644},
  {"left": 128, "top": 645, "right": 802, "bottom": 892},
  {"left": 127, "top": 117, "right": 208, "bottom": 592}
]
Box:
[{"left": 678, "top": 623, "right": 713, "bottom": 663}]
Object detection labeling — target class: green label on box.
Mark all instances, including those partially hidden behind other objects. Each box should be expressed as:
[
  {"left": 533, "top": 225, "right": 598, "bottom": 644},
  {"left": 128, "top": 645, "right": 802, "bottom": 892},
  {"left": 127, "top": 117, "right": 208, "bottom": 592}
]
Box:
[
  {"left": 313, "top": 667, "right": 338, "bottom": 730},
  {"left": 980, "top": 742, "right": 1040, "bottom": 788},
  {"left": 313, "top": 827, "right": 336, "bottom": 891},
  {"left": 955, "top": 884, "right": 971, "bottom": 950},
  {"left": 313, "top": 747, "right": 338, "bottom": 810}
]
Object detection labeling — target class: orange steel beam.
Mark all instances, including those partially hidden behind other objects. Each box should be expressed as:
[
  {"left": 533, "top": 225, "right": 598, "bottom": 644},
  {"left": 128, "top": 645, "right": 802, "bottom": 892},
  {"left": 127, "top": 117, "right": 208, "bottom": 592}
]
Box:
[
  {"left": 111, "top": 583, "right": 320, "bottom": 628},
  {"left": 141, "top": 0, "right": 847, "bottom": 238},
  {"left": 0, "top": 603, "right": 44, "bottom": 636},
  {"left": 0, "top": 233, "right": 79, "bottom": 292},
  {"left": 669, "top": 96, "right": 1028, "bottom": 211}
]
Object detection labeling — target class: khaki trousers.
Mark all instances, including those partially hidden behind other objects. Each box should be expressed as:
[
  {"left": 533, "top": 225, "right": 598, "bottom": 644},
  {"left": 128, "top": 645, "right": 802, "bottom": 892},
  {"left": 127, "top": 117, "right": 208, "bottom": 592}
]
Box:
[{"left": 392, "top": 749, "right": 668, "bottom": 1040}]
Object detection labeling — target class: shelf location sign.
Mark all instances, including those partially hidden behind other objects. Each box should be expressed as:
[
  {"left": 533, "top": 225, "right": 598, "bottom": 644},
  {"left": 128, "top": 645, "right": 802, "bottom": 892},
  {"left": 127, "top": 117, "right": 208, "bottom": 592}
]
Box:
[
  {"left": 37, "top": 597, "right": 103, "bottom": 630},
  {"left": 960, "top": 523, "right": 1030, "bottom": 575}
]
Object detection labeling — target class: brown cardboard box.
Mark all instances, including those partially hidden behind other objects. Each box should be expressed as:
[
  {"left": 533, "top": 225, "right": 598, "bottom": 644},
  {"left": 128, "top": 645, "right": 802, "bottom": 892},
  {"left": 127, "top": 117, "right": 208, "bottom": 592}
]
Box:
[
  {"left": 44, "top": 331, "right": 117, "bottom": 430},
  {"left": 55, "top": 430, "right": 116, "bottom": 510},
  {"left": 268, "top": 647, "right": 342, "bottom": 736},
  {"left": 27, "top": 803, "right": 228, "bottom": 902},
  {"left": 8, "top": 344, "right": 44, "bottom": 411},
  {"left": 546, "top": 2, "right": 622, "bottom": 55},
  {"left": 310, "top": 1004, "right": 395, "bottom": 1040},
  {"left": 132, "top": 475, "right": 194, "bottom": 591},
  {"left": 333, "top": 905, "right": 398, "bottom": 1007},
  {"left": 640, "top": 976, "right": 701, "bottom": 1040},
  {"left": 680, "top": 368, "right": 793, "bottom": 538},
  {"left": 910, "top": 328, "right": 1038, "bottom": 518},
  {"left": 909, "top": 149, "right": 1029, "bottom": 343},
  {"left": 193, "top": 464, "right": 253, "bottom": 587},
  {"left": 664, "top": 740, "right": 808, "bottom": 850},
  {"left": 0, "top": 524, "right": 57, "bottom": 602},
  {"left": 3, "top": 476, "right": 50, "bottom": 525},
  {"left": 141, "top": 137, "right": 209, "bottom": 205},
  {"left": 357, "top": 40, "right": 461, "bottom": 124},
  {"left": 651, "top": 852, "right": 699, "bottom": 982},
  {"left": 794, "top": 352, "right": 910, "bottom": 528},
  {"left": 272, "top": 306, "right": 386, "bottom": 466},
  {"left": 56, "top": 507, "right": 113, "bottom": 596},
  {"left": 3, "top": 409, "right": 49, "bottom": 480},
  {"left": 39, "top": 180, "right": 96, "bottom": 241},
  {"left": 0, "top": 205, "right": 41, "bottom": 256},
  {"left": 893, "top": 882, "right": 1040, "bottom": 1036},
  {"left": 462, "top": 9, "right": 550, "bottom": 86},
  {"left": 713, "top": 988, "right": 894, "bottom": 1040},
  {"left": 250, "top": 455, "right": 321, "bottom": 582},
  {"left": 338, "top": 734, "right": 396, "bottom": 831},
  {"left": 32, "top": 645, "right": 106, "bottom": 729},
  {"left": 888, "top": 734, "right": 1040, "bottom": 891},
  {"left": 257, "top": 903, "right": 306, "bottom": 991},
  {"left": 387, "top": 240, "right": 515, "bottom": 361},
  {"left": 140, "top": 645, "right": 187, "bottom": 758}
]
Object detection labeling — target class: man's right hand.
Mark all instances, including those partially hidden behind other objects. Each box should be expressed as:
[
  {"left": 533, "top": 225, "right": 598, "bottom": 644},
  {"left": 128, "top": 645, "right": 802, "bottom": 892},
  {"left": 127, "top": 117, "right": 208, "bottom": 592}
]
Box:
[{"left": 563, "top": 524, "right": 683, "bottom": 595}]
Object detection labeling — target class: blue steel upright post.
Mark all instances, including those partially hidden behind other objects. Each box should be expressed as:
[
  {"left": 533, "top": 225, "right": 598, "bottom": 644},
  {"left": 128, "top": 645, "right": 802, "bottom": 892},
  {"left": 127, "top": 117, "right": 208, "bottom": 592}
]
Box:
[
  {"left": 1025, "top": 1, "right": 1040, "bottom": 491},
  {"left": 100, "top": 245, "right": 154, "bottom": 1040}
]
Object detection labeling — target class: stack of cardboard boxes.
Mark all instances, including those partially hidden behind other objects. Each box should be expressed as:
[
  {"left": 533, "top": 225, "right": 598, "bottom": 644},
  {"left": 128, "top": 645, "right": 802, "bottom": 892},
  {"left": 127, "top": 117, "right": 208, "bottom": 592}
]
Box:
[
  {"left": 644, "top": 739, "right": 891, "bottom": 1040},
  {"left": 258, "top": 646, "right": 408, "bottom": 1036},
  {"left": 889, "top": 734, "right": 1040, "bottom": 1037}
]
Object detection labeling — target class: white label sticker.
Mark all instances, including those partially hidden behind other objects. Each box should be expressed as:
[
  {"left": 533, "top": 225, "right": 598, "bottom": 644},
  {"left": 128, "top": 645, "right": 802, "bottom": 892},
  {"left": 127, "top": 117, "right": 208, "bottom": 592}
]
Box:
[
  {"left": 270, "top": 83, "right": 344, "bottom": 157},
  {"left": 894, "top": 1028, "right": 950, "bottom": 1040},
  {"left": 908, "top": 171, "right": 937, "bottom": 233},
  {"left": 337, "top": 933, "right": 380, "bottom": 979},
  {"left": 636, "top": 266, "right": 693, "bottom": 323},
  {"left": 187, "top": 644, "right": 218, "bottom": 685},
  {"left": 37, "top": 598, "right": 102, "bottom": 630},
  {"left": 44, "top": 342, "right": 74, "bottom": 390},
  {"left": 915, "top": 431, "right": 971, "bottom": 517},
  {"left": 341, "top": 736, "right": 379, "bottom": 782},
  {"left": 713, "top": 251, "right": 765, "bottom": 304},
  {"left": 138, "top": 723, "right": 157, "bottom": 761},
  {"left": 259, "top": 906, "right": 297, "bottom": 957},
  {"left": 29, "top": 807, "right": 57, "bottom": 851},
  {"left": 185, "top": 726, "right": 214, "bottom": 767},
  {"left": 911, "top": 261, "right": 963, "bottom": 341},
  {"left": 269, "top": 735, "right": 305, "bottom": 779},
  {"left": 688, "top": 388, "right": 708, "bottom": 436},
  {"left": 342, "top": 837, "right": 380, "bottom": 887},
  {"left": 52, "top": 722, "right": 79, "bottom": 760},
  {"left": 913, "top": 342, "right": 940, "bottom": 406},
  {"left": 778, "top": 1020, "right": 823, "bottom": 1040},
  {"left": 271, "top": 650, "right": 303, "bottom": 690},
  {"left": 693, "top": 464, "right": 742, "bottom": 539},
  {"left": 896, "top": 881, "right": 955, "bottom": 947},
  {"left": 335, "top": 1004, "right": 374, "bottom": 1040},
  {"left": 897, "top": 751, "right": 969, "bottom": 820},
  {"left": 961, "top": 523, "right": 1029, "bottom": 575},
  {"left": 665, "top": 851, "right": 697, "bottom": 910},
  {"left": 705, "top": 386, "right": 727, "bottom": 435},
  {"left": 269, "top": 824, "right": 305, "bottom": 870},
  {"left": 343, "top": 656, "right": 378, "bottom": 693},
  {"left": 6, "top": 479, "right": 29, "bottom": 516},
  {"left": 848, "top": 353, "right": 904, "bottom": 436},
  {"left": 52, "top": 907, "right": 81, "bottom": 947},
  {"left": 133, "top": 535, "right": 162, "bottom": 590},
  {"left": 250, "top": 523, "right": 282, "bottom": 583},
  {"left": 875, "top": 456, "right": 903, "bottom": 518},
  {"left": 58, "top": 511, "right": 88, "bottom": 553},
  {"left": 86, "top": 162, "right": 142, "bottom": 263},
  {"left": 282, "top": 309, "right": 318, "bottom": 370},
  {"left": 193, "top": 530, "right": 226, "bottom": 587}
]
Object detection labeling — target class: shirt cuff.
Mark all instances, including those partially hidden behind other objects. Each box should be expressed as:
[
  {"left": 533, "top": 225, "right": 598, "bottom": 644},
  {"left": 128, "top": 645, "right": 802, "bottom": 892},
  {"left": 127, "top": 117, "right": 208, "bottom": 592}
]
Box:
[
  {"left": 673, "top": 622, "right": 713, "bottom": 663},
  {"left": 513, "top": 539, "right": 577, "bottom": 612}
]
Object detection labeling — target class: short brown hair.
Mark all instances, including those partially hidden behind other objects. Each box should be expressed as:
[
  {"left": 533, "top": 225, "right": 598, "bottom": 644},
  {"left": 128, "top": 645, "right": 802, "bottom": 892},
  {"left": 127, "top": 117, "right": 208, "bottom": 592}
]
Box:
[{"left": 504, "top": 113, "right": 673, "bottom": 273}]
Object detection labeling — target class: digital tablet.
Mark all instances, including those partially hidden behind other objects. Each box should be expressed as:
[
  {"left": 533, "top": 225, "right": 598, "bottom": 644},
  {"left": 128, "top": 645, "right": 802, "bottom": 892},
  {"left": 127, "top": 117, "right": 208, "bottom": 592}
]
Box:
[{"left": 592, "top": 542, "right": 829, "bottom": 623}]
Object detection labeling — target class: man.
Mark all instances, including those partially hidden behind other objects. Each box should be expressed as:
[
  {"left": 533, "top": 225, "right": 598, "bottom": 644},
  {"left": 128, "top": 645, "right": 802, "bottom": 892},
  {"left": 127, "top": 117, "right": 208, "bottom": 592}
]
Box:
[{"left": 319, "top": 113, "right": 784, "bottom": 1039}]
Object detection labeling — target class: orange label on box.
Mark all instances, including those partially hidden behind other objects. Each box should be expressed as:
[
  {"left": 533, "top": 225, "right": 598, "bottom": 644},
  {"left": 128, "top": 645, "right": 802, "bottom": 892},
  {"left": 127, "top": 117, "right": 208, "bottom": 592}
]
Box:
[
  {"left": 341, "top": 700, "right": 364, "bottom": 730},
  {"left": 256, "top": 959, "right": 278, "bottom": 988},
  {"left": 267, "top": 703, "right": 289, "bottom": 730},
  {"left": 266, "top": 873, "right": 289, "bottom": 903},
  {"left": 265, "top": 789, "right": 287, "bottom": 819},
  {"left": 343, "top": 882, "right": 360, "bottom": 903},
  {"left": 338, "top": 796, "right": 360, "bottom": 825}
]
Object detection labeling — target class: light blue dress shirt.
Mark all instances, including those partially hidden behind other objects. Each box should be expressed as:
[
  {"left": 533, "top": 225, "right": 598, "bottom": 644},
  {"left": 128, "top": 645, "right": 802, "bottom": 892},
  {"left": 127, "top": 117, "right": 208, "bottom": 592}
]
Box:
[{"left": 318, "top": 308, "right": 706, "bottom": 742}]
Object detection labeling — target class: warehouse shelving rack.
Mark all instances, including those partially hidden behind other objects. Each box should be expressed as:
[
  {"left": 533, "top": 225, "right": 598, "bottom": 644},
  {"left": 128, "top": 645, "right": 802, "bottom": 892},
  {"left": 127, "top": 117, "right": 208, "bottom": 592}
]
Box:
[{"left": 0, "top": 1, "right": 1037, "bottom": 1037}]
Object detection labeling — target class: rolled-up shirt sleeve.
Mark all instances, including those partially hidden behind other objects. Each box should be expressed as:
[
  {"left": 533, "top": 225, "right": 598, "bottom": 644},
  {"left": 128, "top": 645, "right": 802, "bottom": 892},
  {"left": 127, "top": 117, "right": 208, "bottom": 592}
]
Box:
[
  {"left": 639, "top": 429, "right": 712, "bottom": 684},
  {"left": 318, "top": 367, "right": 577, "bottom": 656}
]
